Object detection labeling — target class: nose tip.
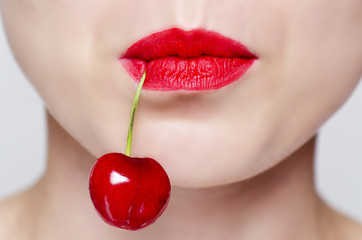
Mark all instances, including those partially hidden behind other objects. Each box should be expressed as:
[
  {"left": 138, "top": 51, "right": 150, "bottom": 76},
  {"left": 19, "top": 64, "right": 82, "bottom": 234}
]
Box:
[{"left": 173, "top": 0, "right": 206, "bottom": 29}]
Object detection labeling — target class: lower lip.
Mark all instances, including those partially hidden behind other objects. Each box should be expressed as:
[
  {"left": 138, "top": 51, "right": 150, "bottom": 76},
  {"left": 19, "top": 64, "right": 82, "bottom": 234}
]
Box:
[{"left": 121, "top": 56, "right": 255, "bottom": 91}]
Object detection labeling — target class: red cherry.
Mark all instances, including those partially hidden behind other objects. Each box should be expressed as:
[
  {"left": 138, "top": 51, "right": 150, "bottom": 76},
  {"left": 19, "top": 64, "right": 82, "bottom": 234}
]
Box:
[
  {"left": 88, "top": 71, "right": 171, "bottom": 230},
  {"left": 89, "top": 152, "right": 170, "bottom": 230}
]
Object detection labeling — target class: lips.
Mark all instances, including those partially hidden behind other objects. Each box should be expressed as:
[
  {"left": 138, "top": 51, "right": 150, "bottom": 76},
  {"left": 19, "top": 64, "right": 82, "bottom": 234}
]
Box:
[{"left": 120, "top": 28, "right": 257, "bottom": 91}]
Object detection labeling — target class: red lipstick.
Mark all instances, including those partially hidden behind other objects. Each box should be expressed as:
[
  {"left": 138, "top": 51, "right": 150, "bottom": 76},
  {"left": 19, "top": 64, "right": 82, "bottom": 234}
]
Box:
[{"left": 120, "top": 28, "right": 257, "bottom": 91}]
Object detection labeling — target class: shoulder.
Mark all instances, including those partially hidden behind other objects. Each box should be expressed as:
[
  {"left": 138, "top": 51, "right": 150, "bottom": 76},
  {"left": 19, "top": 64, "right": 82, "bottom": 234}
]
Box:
[
  {"left": 321, "top": 203, "right": 362, "bottom": 240},
  {"left": 0, "top": 192, "right": 33, "bottom": 240},
  {"left": 336, "top": 212, "right": 362, "bottom": 240},
  {"left": 0, "top": 196, "right": 20, "bottom": 239}
]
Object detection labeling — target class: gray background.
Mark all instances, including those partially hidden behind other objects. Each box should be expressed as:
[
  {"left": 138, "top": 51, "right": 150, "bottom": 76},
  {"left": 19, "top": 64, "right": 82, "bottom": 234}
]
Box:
[{"left": 1, "top": 18, "right": 362, "bottom": 223}]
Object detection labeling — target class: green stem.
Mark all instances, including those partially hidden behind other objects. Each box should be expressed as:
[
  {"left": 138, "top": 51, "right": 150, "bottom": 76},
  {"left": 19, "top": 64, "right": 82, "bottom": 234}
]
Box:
[{"left": 125, "top": 70, "right": 146, "bottom": 157}]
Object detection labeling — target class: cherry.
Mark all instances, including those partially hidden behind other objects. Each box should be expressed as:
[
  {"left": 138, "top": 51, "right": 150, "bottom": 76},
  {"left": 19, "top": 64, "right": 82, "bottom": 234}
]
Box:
[
  {"left": 89, "top": 153, "right": 170, "bottom": 230},
  {"left": 88, "top": 71, "right": 171, "bottom": 230}
]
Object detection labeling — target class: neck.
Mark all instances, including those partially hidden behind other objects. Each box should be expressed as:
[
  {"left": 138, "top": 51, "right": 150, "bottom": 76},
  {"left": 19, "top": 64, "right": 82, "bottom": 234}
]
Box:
[{"left": 24, "top": 112, "right": 328, "bottom": 239}]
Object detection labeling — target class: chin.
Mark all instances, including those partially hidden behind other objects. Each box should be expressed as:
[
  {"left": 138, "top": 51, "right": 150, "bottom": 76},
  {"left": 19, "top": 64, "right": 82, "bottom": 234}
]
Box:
[{"left": 125, "top": 122, "right": 275, "bottom": 189}]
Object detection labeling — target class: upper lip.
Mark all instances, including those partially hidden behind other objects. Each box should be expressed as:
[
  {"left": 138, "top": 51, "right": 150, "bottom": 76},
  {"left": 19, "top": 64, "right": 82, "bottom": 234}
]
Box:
[{"left": 121, "top": 28, "right": 256, "bottom": 61}]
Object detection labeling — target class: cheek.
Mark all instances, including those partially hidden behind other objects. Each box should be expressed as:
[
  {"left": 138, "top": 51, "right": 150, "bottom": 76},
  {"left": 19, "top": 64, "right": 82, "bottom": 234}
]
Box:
[
  {"left": 0, "top": 0, "right": 138, "bottom": 157},
  {"left": 257, "top": 0, "right": 362, "bottom": 170}
]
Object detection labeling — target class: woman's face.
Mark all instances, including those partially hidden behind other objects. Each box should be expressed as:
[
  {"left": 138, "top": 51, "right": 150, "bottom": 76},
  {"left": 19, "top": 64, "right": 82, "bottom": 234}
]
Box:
[{"left": 1, "top": 0, "right": 361, "bottom": 187}]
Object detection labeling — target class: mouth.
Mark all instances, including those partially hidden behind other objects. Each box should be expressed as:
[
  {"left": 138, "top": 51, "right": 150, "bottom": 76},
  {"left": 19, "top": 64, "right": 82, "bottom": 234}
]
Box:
[{"left": 120, "top": 28, "right": 257, "bottom": 91}]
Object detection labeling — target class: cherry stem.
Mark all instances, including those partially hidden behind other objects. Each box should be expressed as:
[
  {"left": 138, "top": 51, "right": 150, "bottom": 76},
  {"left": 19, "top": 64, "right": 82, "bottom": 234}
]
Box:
[{"left": 125, "top": 70, "right": 147, "bottom": 157}]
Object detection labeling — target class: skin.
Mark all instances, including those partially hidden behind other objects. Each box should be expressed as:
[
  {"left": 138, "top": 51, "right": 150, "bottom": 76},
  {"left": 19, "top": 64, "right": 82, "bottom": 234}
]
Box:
[{"left": 0, "top": 0, "right": 361, "bottom": 239}]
